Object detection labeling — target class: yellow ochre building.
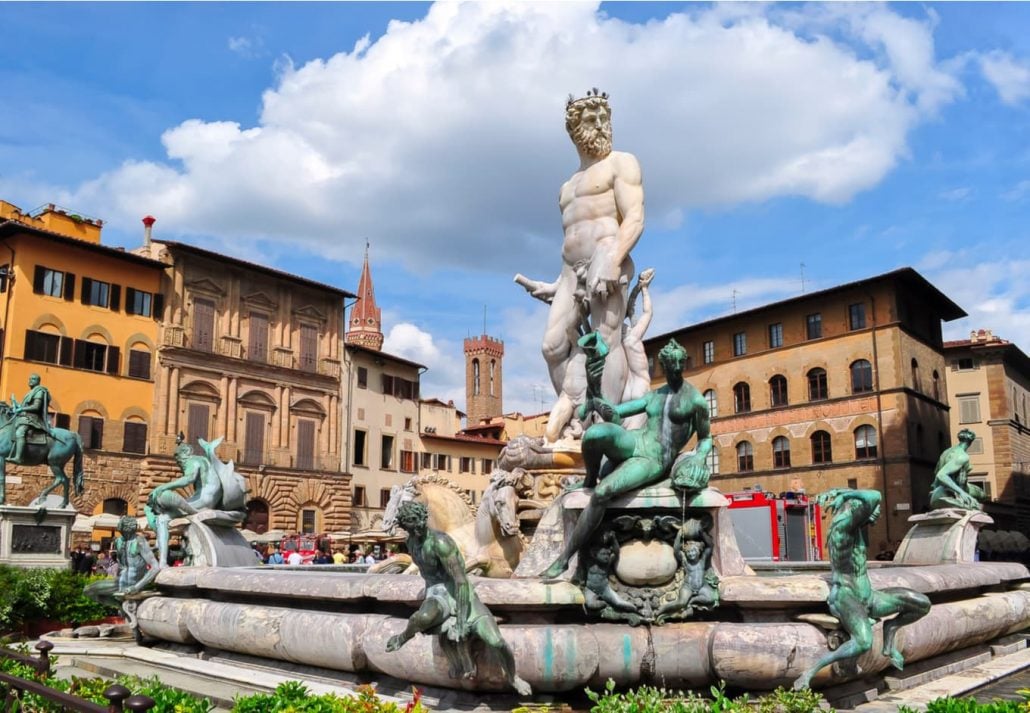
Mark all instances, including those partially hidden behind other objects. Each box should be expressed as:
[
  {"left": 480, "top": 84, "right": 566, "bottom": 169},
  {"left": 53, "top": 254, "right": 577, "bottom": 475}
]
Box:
[{"left": 0, "top": 201, "right": 165, "bottom": 542}]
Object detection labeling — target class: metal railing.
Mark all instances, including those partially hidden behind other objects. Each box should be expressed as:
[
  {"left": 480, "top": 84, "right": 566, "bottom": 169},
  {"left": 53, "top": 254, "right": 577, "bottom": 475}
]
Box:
[{"left": 0, "top": 641, "right": 155, "bottom": 712}]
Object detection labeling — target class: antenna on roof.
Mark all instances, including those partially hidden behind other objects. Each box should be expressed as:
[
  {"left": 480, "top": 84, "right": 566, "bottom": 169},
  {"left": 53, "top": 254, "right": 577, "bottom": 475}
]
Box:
[
  {"left": 800, "top": 262, "right": 807, "bottom": 294},
  {"left": 483, "top": 305, "right": 487, "bottom": 336},
  {"left": 732, "top": 289, "right": 738, "bottom": 314}
]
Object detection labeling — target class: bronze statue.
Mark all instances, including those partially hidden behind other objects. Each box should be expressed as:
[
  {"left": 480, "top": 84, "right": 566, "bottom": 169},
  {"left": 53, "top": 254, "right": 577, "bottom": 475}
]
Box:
[
  {"left": 793, "top": 489, "right": 930, "bottom": 690},
  {"left": 386, "top": 501, "right": 531, "bottom": 696},
  {"left": 581, "top": 530, "right": 637, "bottom": 615},
  {"left": 0, "top": 374, "right": 84, "bottom": 507},
  {"left": 84, "top": 516, "right": 160, "bottom": 607},
  {"left": 145, "top": 432, "right": 247, "bottom": 568},
  {"left": 930, "top": 429, "right": 985, "bottom": 510},
  {"left": 656, "top": 519, "right": 719, "bottom": 623},
  {"left": 540, "top": 337, "right": 712, "bottom": 579}
]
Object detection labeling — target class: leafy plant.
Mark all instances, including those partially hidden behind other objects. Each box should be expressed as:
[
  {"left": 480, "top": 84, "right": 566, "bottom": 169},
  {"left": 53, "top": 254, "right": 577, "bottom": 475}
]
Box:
[{"left": 0, "top": 565, "right": 117, "bottom": 636}]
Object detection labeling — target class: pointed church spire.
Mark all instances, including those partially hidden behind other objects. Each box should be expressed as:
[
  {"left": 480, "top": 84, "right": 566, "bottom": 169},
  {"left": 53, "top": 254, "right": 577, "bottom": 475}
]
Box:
[{"left": 346, "top": 241, "right": 384, "bottom": 351}]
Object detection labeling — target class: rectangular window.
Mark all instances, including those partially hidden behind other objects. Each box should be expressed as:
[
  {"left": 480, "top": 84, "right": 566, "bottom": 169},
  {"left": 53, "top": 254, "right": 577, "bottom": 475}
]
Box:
[
  {"left": 357, "top": 366, "right": 368, "bottom": 388},
  {"left": 703, "top": 341, "right": 715, "bottom": 364},
  {"left": 24, "top": 330, "right": 62, "bottom": 364},
  {"left": 381, "top": 435, "right": 394, "bottom": 469},
  {"left": 122, "top": 422, "right": 148, "bottom": 454},
  {"left": 768, "top": 323, "right": 783, "bottom": 349},
  {"left": 243, "top": 412, "right": 265, "bottom": 465},
  {"left": 125, "top": 288, "right": 153, "bottom": 317},
  {"left": 848, "top": 303, "right": 866, "bottom": 330},
  {"left": 967, "top": 437, "right": 984, "bottom": 455},
  {"left": 400, "top": 450, "right": 416, "bottom": 473},
  {"left": 968, "top": 475, "right": 991, "bottom": 501},
  {"left": 127, "top": 349, "right": 151, "bottom": 379},
  {"left": 77, "top": 340, "right": 108, "bottom": 372},
  {"left": 192, "top": 298, "right": 215, "bottom": 352},
  {"left": 482, "top": 459, "right": 493, "bottom": 475},
  {"left": 81, "top": 277, "right": 114, "bottom": 308},
  {"left": 248, "top": 312, "right": 269, "bottom": 363},
  {"left": 187, "top": 403, "right": 209, "bottom": 448},
  {"left": 459, "top": 457, "right": 474, "bottom": 474},
  {"left": 296, "top": 419, "right": 316, "bottom": 470},
  {"left": 299, "top": 324, "right": 318, "bottom": 372},
  {"left": 806, "top": 313, "right": 822, "bottom": 340},
  {"left": 958, "top": 395, "right": 981, "bottom": 424},
  {"left": 733, "top": 332, "right": 747, "bottom": 357},
  {"left": 421, "top": 452, "right": 433, "bottom": 470},
  {"left": 380, "top": 488, "right": 392, "bottom": 508},
  {"left": 956, "top": 358, "right": 976, "bottom": 370},
  {"left": 301, "top": 509, "right": 317, "bottom": 533},
  {"left": 353, "top": 429, "right": 367, "bottom": 467},
  {"left": 353, "top": 486, "right": 367, "bottom": 508},
  {"left": 434, "top": 453, "right": 449, "bottom": 471},
  {"left": 404, "top": 417, "right": 413, "bottom": 431},
  {"left": 847, "top": 478, "right": 858, "bottom": 490},
  {"left": 33, "top": 266, "right": 68, "bottom": 298},
  {"left": 78, "top": 415, "right": 104, "bottom": 450}
]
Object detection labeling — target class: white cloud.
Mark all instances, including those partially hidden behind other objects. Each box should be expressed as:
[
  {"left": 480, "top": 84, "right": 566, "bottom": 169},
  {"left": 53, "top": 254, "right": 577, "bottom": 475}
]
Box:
[
  {"left": 47, "top": 2, "right": 963, "bottom": 275},
  {"left": 939, "top": 186, "right": 972, "bottom": 202},
  {"left": 1001, "top": 179, "right": 1030, "bottom": 202},
  {"left": 978, "top": 50, "right": 1030, "bottom": 106},
  {"left": 921, "top": 253, "right": 1030, "bottom": 350},
  {"left": 383, "top": 322, "right": 465, "bottom": 407},
  {"left": 228, "top": 33, "right": 266, "bottom": 60}
]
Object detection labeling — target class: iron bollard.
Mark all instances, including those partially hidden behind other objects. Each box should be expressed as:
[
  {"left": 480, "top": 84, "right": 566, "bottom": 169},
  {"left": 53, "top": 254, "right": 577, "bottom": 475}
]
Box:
[
  {"left": 124, "top": 693, "right": 156, "bottom": 711},
  {"left": 103, "top": 684, "right": 131, "bottom": 712},
  {"left": 34, "top": 640, "right": 54, "bottom": 678}
]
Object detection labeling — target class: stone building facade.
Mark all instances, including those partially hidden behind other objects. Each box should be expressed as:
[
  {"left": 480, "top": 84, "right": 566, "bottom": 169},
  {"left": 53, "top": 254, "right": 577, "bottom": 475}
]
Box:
[
  {"left": 643, "top": 268, "right": 966, "bottom": 550},
  {"left": 943, "top": 329, "right": 1030, "bottom": 530},
  {"left": 136, "top": 238, "right": 355, "bottom": 535},
  {"left": 464, "top": 334, "right": 504, "bottom": 426}
]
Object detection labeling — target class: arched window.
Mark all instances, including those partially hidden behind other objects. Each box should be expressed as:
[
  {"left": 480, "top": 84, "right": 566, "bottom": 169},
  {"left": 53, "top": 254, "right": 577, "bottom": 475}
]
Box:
[
  {"left": 704, "top": 389, "right": 718, "bottom": 417},
  {"left": 772, "top": 436, "right": 791, "bottom": 468},
  {"left": 807, "top": 367, "right": 828, "bottom": 401},
  {"left": 850, "top": 359, "right": 873, "bottom": 394},
  {"left": 706, "top": 447, "right": 719, "bottom": 475},
  {"left": 472, "top": 358, "right": 480, "bottom": 396},
  {"left": 733, "top": 382, "right": 751, "bottom": 414},
  {"left": 769, "top": 375, "right": 788, "bottom": 407},
  {"left": 737, "top": 441, "right": 754, "bottom": 472},
  {"left": 489, "top": 359, "right": 496, "bottom": 397},
  {"left": 855, "top": 425, "right": 878, "bottom": 459},
  {"left": 244, "top": 499, "right": 270, "bottom": 534},
  {"left": 911, "top": 358, "right": 921, "bottom": 392},
  {"left": 932, "top": 370, "right": 940, "bottom": 401},
  {"left": 811, "top": 430, "right": 832, "bottom": 464}
]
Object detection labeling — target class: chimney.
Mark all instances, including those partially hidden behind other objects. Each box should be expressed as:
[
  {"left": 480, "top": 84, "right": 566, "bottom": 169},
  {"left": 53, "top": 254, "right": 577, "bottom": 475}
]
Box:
[{"left": 142, "top": 215, "right": 156, "bottom": 247}]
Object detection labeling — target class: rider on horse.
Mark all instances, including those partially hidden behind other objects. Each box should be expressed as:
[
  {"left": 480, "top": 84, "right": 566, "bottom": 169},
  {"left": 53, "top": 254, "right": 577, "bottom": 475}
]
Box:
[{"left": 9, "top": 374, "right": 52, "bottom": 464}]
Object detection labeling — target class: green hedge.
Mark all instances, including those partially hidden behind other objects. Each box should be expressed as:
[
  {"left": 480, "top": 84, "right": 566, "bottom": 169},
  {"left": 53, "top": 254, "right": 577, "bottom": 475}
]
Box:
[{"left": 0, "top": 565, "right": 116, "bottom": 636}]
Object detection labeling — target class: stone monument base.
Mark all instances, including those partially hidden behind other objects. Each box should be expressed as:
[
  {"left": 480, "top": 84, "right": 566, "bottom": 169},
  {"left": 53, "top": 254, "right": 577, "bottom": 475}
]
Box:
[
  {"left": 0, "top": 500, "right": 76, "bottom": 569},
  {"left": 894, "top": 508, "right": 993, "bottom": 565},
  {"left": 185, "top": 510, "right": 255, "bottom": 567}
]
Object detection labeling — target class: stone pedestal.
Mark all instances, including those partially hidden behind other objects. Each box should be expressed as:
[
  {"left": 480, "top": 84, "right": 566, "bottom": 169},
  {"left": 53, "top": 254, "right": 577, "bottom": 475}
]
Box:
[
  {"left": 894, "top": 508, "right": 993, "bottom": 565},
  {"left": 186, "top": 510, "right": 257, "bottom": 567},
  {"left": 0, "top": 501, "right": 76, "bottom": 569}
]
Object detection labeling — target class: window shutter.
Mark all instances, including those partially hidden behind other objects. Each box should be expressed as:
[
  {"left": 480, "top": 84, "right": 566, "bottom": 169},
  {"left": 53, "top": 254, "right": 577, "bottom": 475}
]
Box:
[
  {"left": 59, "top": 337, "right": 73, "bottom": 366},
  {"left": 125, "top": 287, "right": 137, "bottom": 315},
  {"left": 93, "top": 418, "right": 104, "bottom": 449},
  {"left": 24, "top": 330, "right": 36, "bottom": 360},
  {"left": 63, "top": 273, "right": 75, "bottom": 301},
  {"left": 109, "top": 284, "right": 121, "bottom": 311},
  {"left": 106, "top": 345, "right": 120, "bottom": 375},
  {"left": 296, "top": 419, "right": 315, "bottom": 470},
  {"left": 187, "top": 403, "right": 210, "bottom": 447},
  {"left": 73, "top": 339, "right": 87, "bottom": 368},
  {"left": 77, "top": 416, "right": 92, "bottom": 445},
  {"left": 33, "top": 267, "right": 45, "bottom": 294},
  {"left": 153, "top": 293, "right": 164, "bottom": 321},
  {"left": 81, "top": 277, "right": 92, "bottom": 305},
  {"left": 245, "top": 412, "right": 265, "bottom": 464}
]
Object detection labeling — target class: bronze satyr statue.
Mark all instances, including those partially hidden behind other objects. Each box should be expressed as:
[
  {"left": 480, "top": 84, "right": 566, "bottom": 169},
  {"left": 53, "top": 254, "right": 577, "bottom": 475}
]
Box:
[
  {"left": 793, "top": 489, "right": 930, "bottom": 690},
  {"left": 929, "top": 428, "right": 985, "bottom": 510},
  {"left": 84, "top": 516, "right": 160, "bottom": 607},
  {"left": 386, "top": 501, "right": 531, "bottom": 696}
]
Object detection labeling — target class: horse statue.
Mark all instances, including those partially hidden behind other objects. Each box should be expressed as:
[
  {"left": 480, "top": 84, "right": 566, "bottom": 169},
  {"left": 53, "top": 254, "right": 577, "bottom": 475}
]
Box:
[
  {"left": 374, "top": 471, "right": 528, "bottom": 578},
  {"left": 0, "top": 403, "right": 85, "bottom": 508}
]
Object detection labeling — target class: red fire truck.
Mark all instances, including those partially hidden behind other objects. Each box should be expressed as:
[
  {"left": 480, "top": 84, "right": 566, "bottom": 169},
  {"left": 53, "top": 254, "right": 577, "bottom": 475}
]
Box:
[
  {"left": 725, "top": 489, "right": 823, "bottom": 562},
  {"left": 280, "top": 534, "right": 333, "bottom": 563}
]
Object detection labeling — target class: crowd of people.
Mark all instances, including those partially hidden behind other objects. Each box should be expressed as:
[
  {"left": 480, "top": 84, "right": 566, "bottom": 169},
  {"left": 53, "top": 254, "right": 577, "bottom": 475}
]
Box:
[
  {"left": 252, "top": 543, "right": 394, "bottom": 566},
  {"left": 69, "top": 545, "right": 119, "bottom": 576}
]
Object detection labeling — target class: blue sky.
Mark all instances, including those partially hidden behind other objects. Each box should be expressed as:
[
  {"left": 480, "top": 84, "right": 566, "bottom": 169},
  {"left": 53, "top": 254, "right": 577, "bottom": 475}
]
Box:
[{"left": 1, "top": 2, "right": 1027, "bottom": 413}]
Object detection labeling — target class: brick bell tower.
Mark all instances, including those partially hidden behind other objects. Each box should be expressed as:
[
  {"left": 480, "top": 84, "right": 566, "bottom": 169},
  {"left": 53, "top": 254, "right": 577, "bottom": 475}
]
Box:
[
  {"left": 346, "top": 242, "right": 384, "bottom": 351},
  {"left": 464, "top": 334, "right": 504, "bottom": 426}
]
